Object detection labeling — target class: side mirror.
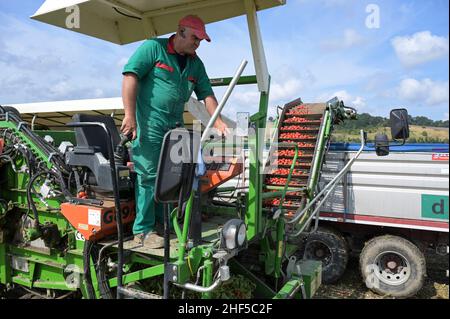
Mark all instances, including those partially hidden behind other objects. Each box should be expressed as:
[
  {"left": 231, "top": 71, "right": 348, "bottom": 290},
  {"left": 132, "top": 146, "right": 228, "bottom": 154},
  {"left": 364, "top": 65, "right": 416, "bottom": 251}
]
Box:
[
  {"left": 390, "top": 108, "right": 409, "bottom": 141},
  {"left": 375, "top": 133, "right": 389, "bottom": 156}
]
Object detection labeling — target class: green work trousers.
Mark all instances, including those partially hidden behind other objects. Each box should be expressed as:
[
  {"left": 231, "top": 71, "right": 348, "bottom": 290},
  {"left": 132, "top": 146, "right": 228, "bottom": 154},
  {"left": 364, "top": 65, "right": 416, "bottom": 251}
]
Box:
[{"left": 132, "top": 139, "right": 165, "bottom": 235}]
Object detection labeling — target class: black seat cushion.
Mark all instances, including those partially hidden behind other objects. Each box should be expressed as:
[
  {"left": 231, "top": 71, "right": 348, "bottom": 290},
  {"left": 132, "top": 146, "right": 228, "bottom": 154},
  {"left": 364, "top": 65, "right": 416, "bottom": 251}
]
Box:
[{"left": 72, "top": 114, "right": 121, "bottom": 160}]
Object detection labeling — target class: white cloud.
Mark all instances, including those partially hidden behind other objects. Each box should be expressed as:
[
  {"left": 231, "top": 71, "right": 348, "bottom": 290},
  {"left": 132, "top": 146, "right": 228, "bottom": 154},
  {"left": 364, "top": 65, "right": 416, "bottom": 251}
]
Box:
[
  {"left": 0, "top": 13, "right": 129, "bottom": 103},
  {"left": 398, "top": 78, "right": 449, "bottom": 106},
  {"left": 270, "top": 78, "right": 303, "bottom": 103},
  {"left": 317, "top": 90, "right": 366, "bottom": 110},
  {"left": 50, "top": 81, "right": 72, "bottom": 97},
  {"left": 330, "top": 90, "right": 352, "bottom": 103},
  {"left": 391, "top": 31, "right": 449, "bottom": 67},
  {"left": 444, "top": 112, "right": 449, "bottom": 121},
  {"left": 225, "top": 76, "right": 304, "bottom": 118},
  {"left": 321, "top": 29, "right": 365, "bottom": 50},
  {"left": 352, "top": 96, "right": 366, "bottom": 109}
]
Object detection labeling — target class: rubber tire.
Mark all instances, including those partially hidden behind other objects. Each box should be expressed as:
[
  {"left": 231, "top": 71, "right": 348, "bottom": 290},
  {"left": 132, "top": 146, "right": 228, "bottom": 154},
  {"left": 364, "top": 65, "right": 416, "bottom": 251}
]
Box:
[
  {"left": 304, "top": 227, "right": 349, "bottom": 284},
  {"left": 360, "top": 235, "right": 426, "bottom": 298}
]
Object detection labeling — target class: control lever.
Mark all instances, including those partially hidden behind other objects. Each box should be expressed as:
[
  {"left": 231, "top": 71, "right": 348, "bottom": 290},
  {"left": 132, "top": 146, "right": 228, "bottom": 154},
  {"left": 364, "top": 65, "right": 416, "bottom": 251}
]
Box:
[{"left": 115, "top": 133, "right": 132, "bottom": 164}]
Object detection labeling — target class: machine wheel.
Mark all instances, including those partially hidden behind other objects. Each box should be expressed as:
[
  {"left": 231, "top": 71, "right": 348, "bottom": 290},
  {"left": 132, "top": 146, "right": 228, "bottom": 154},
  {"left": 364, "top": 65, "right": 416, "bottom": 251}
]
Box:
[
  {"left": 360, "top": 235, "right": 426, "bottom": 298},
  {"left": 303, "top": 227, "right": 349, "bottom": 284}
]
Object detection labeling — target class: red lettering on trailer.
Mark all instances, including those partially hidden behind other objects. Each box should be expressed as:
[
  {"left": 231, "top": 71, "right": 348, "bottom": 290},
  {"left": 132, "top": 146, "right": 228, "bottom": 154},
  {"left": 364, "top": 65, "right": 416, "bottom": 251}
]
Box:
[{"left": 432, "top": 153, "right": 449, "bottom": 161}]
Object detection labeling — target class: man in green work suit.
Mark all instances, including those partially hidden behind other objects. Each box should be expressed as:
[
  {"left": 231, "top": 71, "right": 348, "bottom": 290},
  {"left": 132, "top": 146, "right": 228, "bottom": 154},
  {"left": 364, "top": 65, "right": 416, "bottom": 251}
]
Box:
[{"left": 121, "top": 15, "right": 228, "bottom": 248}]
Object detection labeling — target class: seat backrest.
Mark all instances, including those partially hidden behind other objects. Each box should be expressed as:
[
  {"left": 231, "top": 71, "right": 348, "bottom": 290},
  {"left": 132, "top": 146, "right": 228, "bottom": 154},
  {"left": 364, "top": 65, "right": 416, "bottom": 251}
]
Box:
[{"left": 72, "top": 114, "right": 121, "bottom": 160}]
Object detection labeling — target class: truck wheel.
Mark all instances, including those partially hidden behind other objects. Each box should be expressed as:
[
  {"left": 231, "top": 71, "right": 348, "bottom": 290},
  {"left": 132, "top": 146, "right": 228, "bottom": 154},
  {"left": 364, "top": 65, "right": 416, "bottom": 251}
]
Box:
[
  {"left": 360, "top": 235, "right": 426, "bottom": 298},
  {"left": 303, "top": 227, "right": 349, "bottom": 284}
]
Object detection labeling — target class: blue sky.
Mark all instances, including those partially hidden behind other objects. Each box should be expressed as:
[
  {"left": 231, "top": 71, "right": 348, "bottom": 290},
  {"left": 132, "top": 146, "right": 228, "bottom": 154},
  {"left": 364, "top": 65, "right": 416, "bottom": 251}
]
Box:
[{"left": 0, "top": 0, "right": 448, "bottom": 120}]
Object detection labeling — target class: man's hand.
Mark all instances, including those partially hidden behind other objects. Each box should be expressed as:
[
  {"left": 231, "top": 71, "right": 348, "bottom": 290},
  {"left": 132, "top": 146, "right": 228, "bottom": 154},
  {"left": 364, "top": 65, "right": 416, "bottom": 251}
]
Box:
[
  {"left": 121, "top": 115, "right": 137, "bottom": 140},
  {"left": 121, "top": 73, "right": 139, "bottom": 140},
  {"left": 204, "top": 95, "right": 230, "bottom": 136},
  {"left": 214, "top": 118, "right": 230, "bottom": 136}
]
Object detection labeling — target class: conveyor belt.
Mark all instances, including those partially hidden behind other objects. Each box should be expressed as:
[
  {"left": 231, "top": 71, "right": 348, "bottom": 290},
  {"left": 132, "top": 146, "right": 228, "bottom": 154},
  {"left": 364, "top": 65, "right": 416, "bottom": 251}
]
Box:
[{"left": 263, "top": 100, "right": 329, "bottom": 216}]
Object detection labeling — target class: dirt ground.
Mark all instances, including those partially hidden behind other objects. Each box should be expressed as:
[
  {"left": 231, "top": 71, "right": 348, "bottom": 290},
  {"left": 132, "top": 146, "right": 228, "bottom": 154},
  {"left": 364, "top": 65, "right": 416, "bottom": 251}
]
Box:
[
  {"left": 314, "top": 250, "right": 449, "bottom": 299},
  {"left": 1, "top": 249, "right": 447, "bottom": 300}
]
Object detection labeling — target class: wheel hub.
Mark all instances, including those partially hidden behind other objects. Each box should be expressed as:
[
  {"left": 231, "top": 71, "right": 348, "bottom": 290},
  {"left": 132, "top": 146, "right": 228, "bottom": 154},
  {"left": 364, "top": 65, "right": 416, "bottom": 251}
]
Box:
[
  {"left": 305, "top": 241, "right": 332, "bottom": 266},
  {"left": 315, "top": 249, "right": 325, "bottom": 258},
  {"left": 387, "top": 261, "right": 397, "bottom": 270},
  {"left": 373, "top": 251, "right": 411, "bottom": 286}
]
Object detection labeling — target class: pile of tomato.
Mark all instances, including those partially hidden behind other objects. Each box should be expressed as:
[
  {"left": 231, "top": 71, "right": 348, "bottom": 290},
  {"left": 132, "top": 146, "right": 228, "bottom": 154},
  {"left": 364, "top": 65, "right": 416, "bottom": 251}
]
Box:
[
  {"left": 279, "top": 132, "right": 316, "bottom": 139},
  {"left": 277, "top": 158, "right": 295, "bottom": 166},
  {"left": 276, "top": 149, "right": 301, "bottom": 157},
  {"left": 286, "top": 108, "right": 309, "bottom": 115},
  {"left": 276, "top": 159, "right": 312, "bottom": 167},
  {"left": 298, "top": 142, "right": 315, "bottom": 148},
  {"left": 271, "top": 168, "right": 306, "bottom": 176},
  {"left": 265, "top": 177, "right": 303, "bottom": 186},
  {"left": 280, "top": 141, "right": 316, "bottom": 148},
  {"left": 281, "top": 125, "right": 317, "bottom": 131},
  {"left": 264, "top": 198, "right": 281, "bottom": 206},
  {"left": 283, "top": 117, "right": 322, "bottom": 124},
  {"left": 264, "top": 199, "right": 302, "bottom": 207}
]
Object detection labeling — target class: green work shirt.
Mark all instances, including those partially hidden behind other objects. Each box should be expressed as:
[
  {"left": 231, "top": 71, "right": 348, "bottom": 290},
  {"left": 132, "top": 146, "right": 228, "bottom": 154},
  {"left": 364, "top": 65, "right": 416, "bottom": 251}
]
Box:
[{"left": 123, "top": 35, "right": 214, "bottom": 143}]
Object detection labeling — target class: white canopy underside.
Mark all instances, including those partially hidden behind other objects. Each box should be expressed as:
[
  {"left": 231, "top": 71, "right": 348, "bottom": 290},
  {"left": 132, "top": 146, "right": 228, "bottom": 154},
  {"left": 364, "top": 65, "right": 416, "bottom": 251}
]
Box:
[
  {"left": 10, "top": 97, "right": 236, "bottom": 130},
  {"left": 31, "top": 0, "right": 285, "bottom": 45},
  {"left": 24, "top": 0, "right": 286, "bottom": 122}
]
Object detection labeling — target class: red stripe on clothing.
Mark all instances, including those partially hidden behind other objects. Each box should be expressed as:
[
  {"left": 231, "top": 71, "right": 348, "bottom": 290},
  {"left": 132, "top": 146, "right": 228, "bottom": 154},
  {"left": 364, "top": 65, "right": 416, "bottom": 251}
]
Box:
[{"left": 155, "top": 62, "right": 174, "bottom": 73}]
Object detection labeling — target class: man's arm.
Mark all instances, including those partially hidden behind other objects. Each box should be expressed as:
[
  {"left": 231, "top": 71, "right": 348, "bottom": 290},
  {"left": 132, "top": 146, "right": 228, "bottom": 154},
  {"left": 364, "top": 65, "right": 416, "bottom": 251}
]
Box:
[
  {"left": 204, "top": 95, "right": 229, "bottom": 135},
  {"left": 121, "top": 73, "right": 139, "bottom": 140}
]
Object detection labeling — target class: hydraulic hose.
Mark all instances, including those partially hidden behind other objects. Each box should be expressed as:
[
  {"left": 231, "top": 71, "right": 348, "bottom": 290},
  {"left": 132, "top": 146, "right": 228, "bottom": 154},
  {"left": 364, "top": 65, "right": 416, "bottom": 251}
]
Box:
[
  {"left": 82, "top": 240, "right": 96, "bottom": 299},
  {"left": 94, "top": 243, "right": 114, "bottom": 299},
  {"left": 26, "top": 171, "right": 47, "bottom": 230}
]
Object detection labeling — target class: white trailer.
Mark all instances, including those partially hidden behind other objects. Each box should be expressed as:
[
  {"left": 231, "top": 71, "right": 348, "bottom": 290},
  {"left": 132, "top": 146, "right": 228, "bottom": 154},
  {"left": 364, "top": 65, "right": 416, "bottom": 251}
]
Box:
[{"left": 304, "top": 144, "right": 449, "bottom": 298}]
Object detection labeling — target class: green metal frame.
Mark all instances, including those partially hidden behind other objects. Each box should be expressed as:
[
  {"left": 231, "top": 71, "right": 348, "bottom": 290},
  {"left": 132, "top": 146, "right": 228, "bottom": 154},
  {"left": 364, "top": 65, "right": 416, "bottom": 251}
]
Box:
[{"left": 0, "top": 72, "right": 328, "bottom": 299}]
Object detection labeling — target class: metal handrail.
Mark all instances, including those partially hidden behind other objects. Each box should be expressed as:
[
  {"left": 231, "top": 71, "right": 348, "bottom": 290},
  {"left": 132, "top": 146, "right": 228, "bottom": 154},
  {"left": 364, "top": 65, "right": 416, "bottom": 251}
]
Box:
[
  {"left": 201, "top": 59, "right": 248, "bottom": 144},
  {"left": 287, "top": 130, "right": 366, "bottom": 236}
]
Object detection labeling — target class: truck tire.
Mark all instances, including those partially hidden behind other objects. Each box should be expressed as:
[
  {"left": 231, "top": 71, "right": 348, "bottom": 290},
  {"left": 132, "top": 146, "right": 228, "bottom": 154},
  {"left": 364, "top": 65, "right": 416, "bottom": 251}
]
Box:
[
  {"left": 303, "top": 227, "right": 349, "bottom": 284},
  {"left": 360, "top": 235, "right": 426, "bottom": 298}
]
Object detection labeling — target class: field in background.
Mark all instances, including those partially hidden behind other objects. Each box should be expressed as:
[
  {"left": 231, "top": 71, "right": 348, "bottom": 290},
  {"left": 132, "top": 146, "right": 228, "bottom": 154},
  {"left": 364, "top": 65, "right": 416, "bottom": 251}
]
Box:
[
  {"left": 332, "top": 125, "right": 449, "bottom": 143},
  {"left": 265, "top": 121, "right": 449, "bottom": 144}
]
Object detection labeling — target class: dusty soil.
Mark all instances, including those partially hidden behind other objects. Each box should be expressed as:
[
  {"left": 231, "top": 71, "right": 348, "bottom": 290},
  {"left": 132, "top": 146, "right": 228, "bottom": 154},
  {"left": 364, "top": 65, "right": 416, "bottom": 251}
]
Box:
[{"left": 314, "top": 250, "right": 449, "bottom": 299}]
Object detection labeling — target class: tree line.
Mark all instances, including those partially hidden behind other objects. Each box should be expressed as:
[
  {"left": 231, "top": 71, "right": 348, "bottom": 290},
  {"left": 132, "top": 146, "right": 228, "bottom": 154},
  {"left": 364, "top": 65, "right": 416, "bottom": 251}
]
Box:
[{"left": 337, "top": 113, "right": 449, "bottom": 130}]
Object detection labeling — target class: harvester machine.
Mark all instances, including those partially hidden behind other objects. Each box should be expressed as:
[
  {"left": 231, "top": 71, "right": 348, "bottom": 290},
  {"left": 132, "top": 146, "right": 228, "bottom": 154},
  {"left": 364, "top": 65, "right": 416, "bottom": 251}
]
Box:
[
  {"left": 0, "top": 93, "right": 358, "bottom": 300},
  {"left": 0, "top": 0, "right": 410, "bottom": 300}
]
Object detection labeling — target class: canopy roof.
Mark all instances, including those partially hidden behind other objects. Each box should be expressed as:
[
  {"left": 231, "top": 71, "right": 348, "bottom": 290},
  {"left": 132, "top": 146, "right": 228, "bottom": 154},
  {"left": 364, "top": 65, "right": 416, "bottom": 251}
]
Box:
[
  {"left": 9, "top": 97, "right": 235, "bottom": 130},
  {"left": 31, "top": 0, "right": 285, "bottom": 45}
]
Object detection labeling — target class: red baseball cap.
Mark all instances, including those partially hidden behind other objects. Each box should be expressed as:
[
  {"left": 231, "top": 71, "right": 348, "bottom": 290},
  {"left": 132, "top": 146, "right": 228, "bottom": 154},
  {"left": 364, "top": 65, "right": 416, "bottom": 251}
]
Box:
[{"left": 179, "top": 15, "right": 211, "bottom": 42}]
